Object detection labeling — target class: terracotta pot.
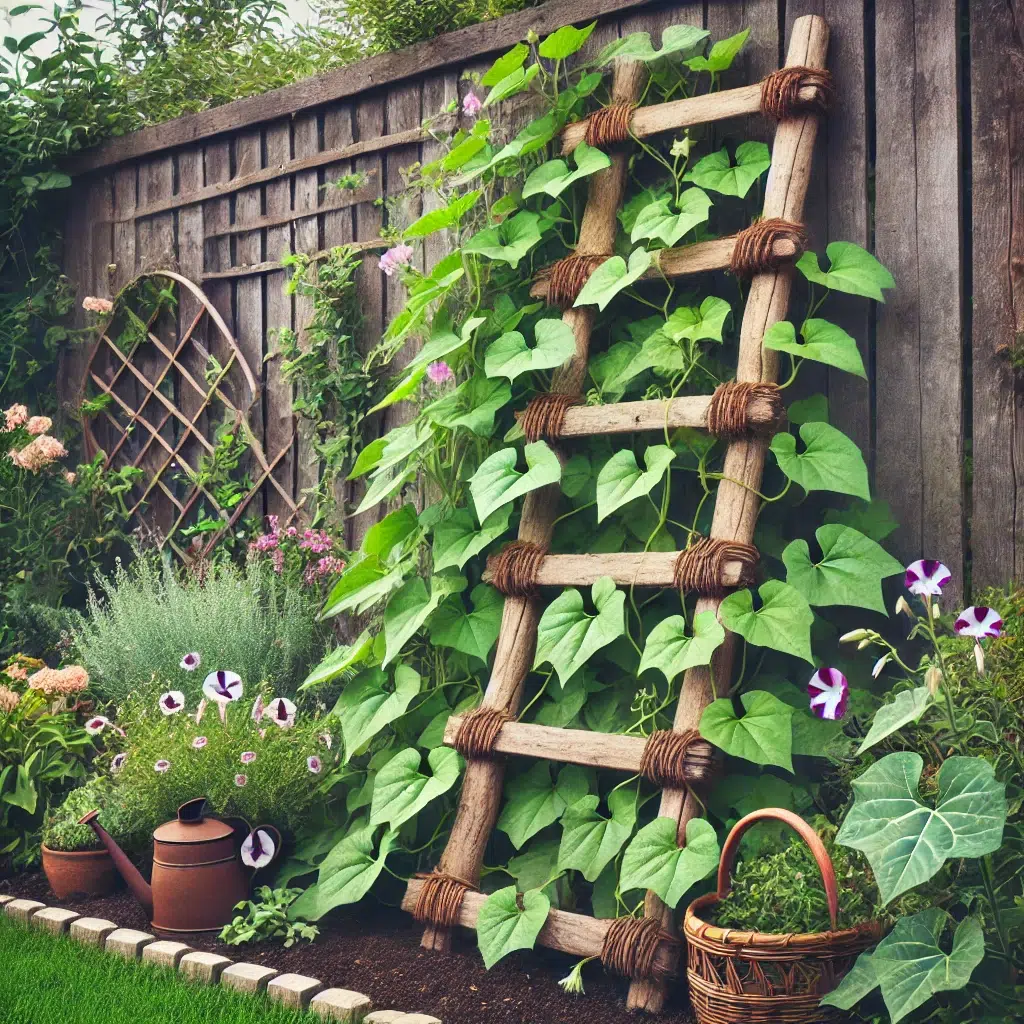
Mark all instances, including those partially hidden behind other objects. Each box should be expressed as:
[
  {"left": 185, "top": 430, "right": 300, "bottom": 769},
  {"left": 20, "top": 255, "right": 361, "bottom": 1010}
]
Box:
[{"left": 41, "top": 844, "right": 121, "bottom": 899}]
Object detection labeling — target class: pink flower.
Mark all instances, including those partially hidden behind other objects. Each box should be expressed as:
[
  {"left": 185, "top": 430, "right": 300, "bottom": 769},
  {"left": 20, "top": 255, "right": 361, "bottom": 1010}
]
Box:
[
  {"left": 463, "top": 92, "right": 483, "bottom": 117},
  {"left": 904, "top": 560, "right": 951, "bottom": 597},
  {"left": 8, "top": 435, "right": 67, "bottom": 472},
  {"left": 180, "top": 652, "right": 201, "bottom": 671},
  {"left": 266, "top": 514, "right": 280, "bottom": 533},
  {"left": 254, "top": 533, "right": 279, "bottom": 552},
  {"left": 82, "top": 296, "right": 114, "bottom": 314},
  {"left": 241, "top": 828, "right": 276, "bottom": 869},
  {"left": 110, "top": 753, "right": 127, "bottom": 773},
  {"left": 234, "top": 773, "right": 248, "bottom": 787},
  {"left": 192, "top": 736, "right": 208, "bottom": 749},
  {"left": 426, "top": 361, "right": 454, "bottom": 385},
  {"left": 85, "top": 716, "right": 110, "bottom": 735},
  {"left": 25, "top": 416, "right": 51, "bottom": 436},
  {"left": 954, "top": 606, "right": 1003, "bottom": 640},
  {"left": 379, "top": 244, "right": 414, "bottom": 277},
  {"left": 807, "top": 667, "right": 849, "bottom": 721},
  {"left": 154, "top": 759, "right": 171, "bottom": 773},
  {"left": 158, "top": 690, "right": 185, "bottom": 715},
  {"left": 4, "top": 404, "right": 28, "bottom": 430},
  {"left": 266, "top": 696, "right": 296, "bottom": 730},
  {"left": 240, "top": 751, "right": 257, "bottom": 764},
  {"left": 307, "top": 755, "right": 323, "bottom": 774},
  {"left": 271, "top": 549, "right": 284, "bottom": 574}
]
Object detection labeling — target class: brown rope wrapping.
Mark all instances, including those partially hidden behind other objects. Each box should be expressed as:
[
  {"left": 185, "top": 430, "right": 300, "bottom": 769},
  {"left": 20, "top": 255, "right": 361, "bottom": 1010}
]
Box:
[
  {"left": 673, "top": 536, "right": 759, "bottom": 598},
  {"left": 544, "top": 253, "right": 608, "bottom": 307},
  {"left": 583, "top": 102, "right": 637, "bottom": 147},
  {"left": 517, "top": 392, "right": 581, "bottom": 443},
  {"left": 486, "top": 540, "right": 548, "bottom": 598},
  {"left": 450, "top": 706, "right": 512, "bottom": 760},
  {"left": 411, "top": 871, "right": 476, "bottom": 929},
  {"left": 730, "top": 218, "right": 808, "bottom": 277},
  {"left": 600, "top": 916, "right": 677, "bottom": 981},
  {"left": 760, "top": 66, "right": 834, "bottom": 121},
  {"left": 706, "top": 381, "right": 785, "bottom": 438},
  {"left": 639, "top": 729, "right": 718, "bottom": 789}
]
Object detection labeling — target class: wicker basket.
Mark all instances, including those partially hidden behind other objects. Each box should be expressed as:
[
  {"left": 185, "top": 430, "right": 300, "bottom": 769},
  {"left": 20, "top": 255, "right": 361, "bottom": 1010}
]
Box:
[{"left": 684, "top": 808, "right": 883, "bottom": 1024}]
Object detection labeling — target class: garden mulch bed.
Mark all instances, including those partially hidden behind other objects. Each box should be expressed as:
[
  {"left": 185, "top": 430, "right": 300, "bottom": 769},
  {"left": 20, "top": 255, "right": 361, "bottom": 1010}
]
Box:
[{"left": 2, "top": 873, "right": 695, "bottom": 1024}]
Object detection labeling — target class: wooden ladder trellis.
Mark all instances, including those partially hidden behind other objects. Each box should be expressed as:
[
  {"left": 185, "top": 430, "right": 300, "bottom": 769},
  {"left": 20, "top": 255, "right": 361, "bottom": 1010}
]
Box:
[{"left": 402, "top": 14, "right": 830, "bottom": 1014}]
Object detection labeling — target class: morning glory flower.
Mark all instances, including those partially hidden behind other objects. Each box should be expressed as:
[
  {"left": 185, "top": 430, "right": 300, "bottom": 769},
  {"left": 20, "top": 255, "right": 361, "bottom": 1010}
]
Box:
[
  {"left": 426, "top": 361, "right": 454, "bottom": 385},
  {"left": 241, "top": 828, "right": 276, "bottom": 869},
  {"left": 110, "top": 753, "right": 127, "bottom": 773},
  {"left": 307, "top": 755, "right": 323, "bottom": 774},
  {"left": 463, "top": 92, "right": 482, "bottom": 117},
  {"left": 240, "top": 751, "right": 257, "bottom": 764},
  {"left": 266, "top": 696, "right": 296, "bottom": 730},
  {"left": 154, "top": 759, "right": 171, "bottom": 773},
  {"left": 180, "top": 652, "right": 201, "bottom": 671},
  {"left": 234, "top": 773, "right": 248, "bottom": 787},
  {"left": 954, "top": 606, "right": 1003, "bottom": 640},
  {"left": 379, "top": 243, "right": 414, "bottom": 277},
  {"left": 192, "top": 736, "right": 208, "bottom": 749},
  {"left": 202, "top": 670, "right": 243, "bottom": 703},
  {"left": 85, "top": 716, "right": 110, "bottom": 735},
  {"left": 904, "top": 559, "right": 951, "bottom": 597},
  {"left": 159, "top": 691, "right": 185, "bottom": 715},
  {"left": 872, "top": 654, "right": 891, "bottom": 679},
  {"left": 807, "top": 667, "right": 850, "bottom": 721}
]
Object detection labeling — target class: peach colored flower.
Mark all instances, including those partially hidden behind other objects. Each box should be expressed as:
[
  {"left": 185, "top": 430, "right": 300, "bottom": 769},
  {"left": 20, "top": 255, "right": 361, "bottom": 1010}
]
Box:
[
  {"left": 28, "top": 665, "right": 89, "bottom": 695},
  {"left": 5, "top": 664, "right": 28, "bottom": 682},
  {"left": 4, "top": 404, "right": 28, "bottom": 431},
  {"left": 82, "top": 296, "right": 114, "bottom": 314},
  {"left": 9, "top": 434, "right": 67, "bottom": 472},
  {"left": 64, "top": 470, "right": 76, "bottom": 485},
  {"left": 0, "top": 685, "right": 19, "bottom": 714},
  {"left": 26, "top": 416, "right": 52, "bottom": 436}
]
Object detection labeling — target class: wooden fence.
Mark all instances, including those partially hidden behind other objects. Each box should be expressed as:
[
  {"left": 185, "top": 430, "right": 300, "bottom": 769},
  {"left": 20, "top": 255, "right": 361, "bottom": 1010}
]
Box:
[{"left": 60, "top": 0, "right": 1023, "bottom": 603}]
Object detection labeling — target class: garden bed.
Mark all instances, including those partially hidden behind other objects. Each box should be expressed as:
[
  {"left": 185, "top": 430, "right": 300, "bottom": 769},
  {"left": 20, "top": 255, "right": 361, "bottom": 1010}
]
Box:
[{"left": 1, "top": 872, "right": 695, "bottom": 1024}]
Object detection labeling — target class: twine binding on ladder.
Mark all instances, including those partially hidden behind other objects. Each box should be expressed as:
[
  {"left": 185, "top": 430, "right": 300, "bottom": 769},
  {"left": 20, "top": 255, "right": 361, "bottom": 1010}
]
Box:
[
  {"left": 412, "top": 870, "right": 477, "bottom": 929},
  {"left": 450, "top": 707, "right": 512, "bottom": 760},
  {"left": 730, "top": 218, "right": 808, "bottom": 277},
  {"left": 706, "top": 381, "right": 785, "bottom": 438},
  {"left": 760, "top": 66, "right": 834, "bottom": 121},
  {"left": 673, "top": 537, "right": 759, "bottom": 598},
  {"left": 486, "top": 541, "right": 548, "bottom": 598},
  {"left": 584, "top": 102, "right": 637, "bottom": 147},
  {"left": 600, "top": 915, "right": 679, "bottom": 981},
  {"left": 517, "top": 392, "right": 582, "bottom": 443},
  {"left": 639, "top": 729, "right": 720, "bottom": 789},
  {"left": 542, "top": 254, "right": 609, "bottom": 307}
]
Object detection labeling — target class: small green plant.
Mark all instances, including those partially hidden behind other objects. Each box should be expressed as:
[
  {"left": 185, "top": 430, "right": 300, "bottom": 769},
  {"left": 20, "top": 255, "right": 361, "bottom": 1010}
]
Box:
[
  {"left": 220, "top": 886, "right": 319, "bottom": 947},
  {"left": 42, "top": 777, "right": 141, "bottom": 853}
]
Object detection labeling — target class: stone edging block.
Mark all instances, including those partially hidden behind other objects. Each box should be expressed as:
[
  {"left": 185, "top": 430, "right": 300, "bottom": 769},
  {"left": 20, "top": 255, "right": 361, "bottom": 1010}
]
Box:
[
  {"left": 310, "top": 988, "right": 374, "bottom": 1023},
  {"left": 365, "top": 1013, "right": 406, "bottom": 1024},
  {"left": 179, "top": 950, "right": 233, "bottom": 985},
  {"left": 69, "top": 916, "right": 118, "bottom": 946},
  {"left": 31, "top": 907, "right": 80, "bottom": 935},
  {"left": 105, "top": 927, "right": 155, "bottom": 959},
  {"left": 142, "top": 939, "right": 191, "bottom": 968},
  {"left": 4, "top": 898, "right": 45, "bottom": 924},
  {"left": 220, "top": 961, "right": 279, "bottom": 994},
  {"left": 267, "top": 972, "right": 325, "bottom": 1010}
]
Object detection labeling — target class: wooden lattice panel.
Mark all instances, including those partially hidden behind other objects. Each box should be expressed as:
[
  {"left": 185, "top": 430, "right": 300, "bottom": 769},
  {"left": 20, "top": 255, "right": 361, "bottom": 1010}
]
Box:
[{"left": 82, "top": 270, "right": 301, "bottom": 557}]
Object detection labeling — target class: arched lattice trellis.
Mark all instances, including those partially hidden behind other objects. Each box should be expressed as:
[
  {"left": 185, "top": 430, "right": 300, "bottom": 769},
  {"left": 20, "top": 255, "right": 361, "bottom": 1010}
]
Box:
[{"left": 82, "top": 271, "right": 301, "bottom": 557}]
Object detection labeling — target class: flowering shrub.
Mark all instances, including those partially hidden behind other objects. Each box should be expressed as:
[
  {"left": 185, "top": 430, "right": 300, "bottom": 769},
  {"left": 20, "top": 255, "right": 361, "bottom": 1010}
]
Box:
[{"left": 248, "top": 516, "right": 346, "bottom": 590}]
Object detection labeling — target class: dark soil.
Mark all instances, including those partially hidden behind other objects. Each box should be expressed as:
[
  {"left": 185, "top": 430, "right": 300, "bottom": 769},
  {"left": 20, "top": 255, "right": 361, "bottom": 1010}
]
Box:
[{"left": 2, "top": 872, "right": 695, "bottom": 1024}]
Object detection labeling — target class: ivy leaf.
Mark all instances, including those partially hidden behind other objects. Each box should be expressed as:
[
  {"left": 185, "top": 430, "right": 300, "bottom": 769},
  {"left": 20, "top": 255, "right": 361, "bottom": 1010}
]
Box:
[
  {"left": 538, "top": 21, "right": 596, "bottom": 59},
  {"left": 482, "top": 43, "right": 529, "bottom": 86},
  {"left": 797, "top": 242, "right": 895, "bottom": 302},
  {"left": 482, "top": 63, "right": 540, "bottom": 107},
  {"left": 719, "top": 580, "right": 815, "bottom": 664},
  {"left": 574, "top": 248, "right": 652, "bottom": 311},
  {"left": 484, "top": 319, "right": 576, "bottom": 381},
  {"left": 333, "top": 665, "right": 421, "bottom": 758},
  {"left": 630, "top": 188, "right": 712, "bottom": 247},
  {"left": 424, "top": 373, "right": 511, "bottom": 437},
  {"left": 685, "top": 28, "right": 750, "bottom": 73},
  {"left": 470, "top": 440, "right": 561, "bottom": 524},
  {"left": 782, "top": 525, "right": 904, "bottom": 613},
  {"left": 369, "top": 746, "right": 462, "bottom": 829},
  {"left": 687, "top": 141, "right": 770, "bottom": 198},
  {"left": 619, "top": 817, "right": 720, "bottom": 908},
  {"left": 856, "top": 687, "right": 933, "bottom": 755},
  {"left": 595, "top": 24, "right": 709, "bottom": 65},
  {"left": 699, "top": 690, "right": 795, "bottom": 772},
  {"left": 404, "top": 189, "right": 482, "bottom": 239},
  {"left": 290, "top": 824, "right": 398, "bottom": 920},
  {"left": 770, "top": 422, "right": 871, "bottom": 501},
  {"left": 534, "top": 577, "right": 626, "bottom": 685},
  {"left": 664, "top": 296, "right": 732, "bottom": 343},
  {"left": 429, "top": 583, "right": 504, "bottom": 661},
  {"left": 432, "top": 505, "right": 512, "bottom": 572},
  {"left": 522, "top": 142, "right": 611, "bottom": 199},
  {"left": 464, "top": 211, "right": 543, "bottom": 269},
  {"left": 763, "top": 319, "right": 867, "bottom": 378},
  {"left": 558, "top": 790, "right": 637, "bottom": 882},
  {"left": 595, "top": 444, "right": 675, "bottom": 522},
  {"left": 836, "top": 753, "right": 1008, "bottom": 903},
  {"left": 300, "top": 629, "right": 374, "bottom": 690},
  {"left": 477, "top": 885, "right": 551, "bottom": 969},
  {"left": 497, "top": 762, "right": 591, "bottom": 849},
  {"left": 822, "top": 911, "right": 985, "bottom": 1024},
  {"left": 383, "top": 574, "right": 465, "bottom": 666},
  {"left": 639, "top": 610, "right": 725, "bottom": 683}
]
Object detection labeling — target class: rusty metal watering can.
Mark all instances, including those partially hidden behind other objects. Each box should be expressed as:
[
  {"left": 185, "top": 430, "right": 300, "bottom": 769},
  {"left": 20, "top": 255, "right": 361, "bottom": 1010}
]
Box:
[{"left": 79, "top": 797, "right": 280, "bottom": 934}]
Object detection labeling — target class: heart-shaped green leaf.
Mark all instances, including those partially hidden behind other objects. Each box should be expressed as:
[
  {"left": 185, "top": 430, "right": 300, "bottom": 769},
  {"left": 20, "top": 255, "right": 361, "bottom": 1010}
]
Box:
[
  {"left": 522, "top": 142, "right": 611, "bottom": 199},
  {"left": 464, "top": 211, "right": 543, "bottom": 268},
  {"left": 763, "top": 318, "right": 867, "bottom": 378},
  {"left": 534, "top": 576, "right": 625, "bottom": 684},
  {"left": 369, "top": 746, "right": 462, "bottom": 829},
  {"left": 664, "top": 296, "right": 732, "bottom": 343},
  {"left": 595, "top": 24, "right": 709, "bottom": 64},
  {"left": 497, "top": 762, "right": 591, "bottom": 849},
  {"left": 639, "top": 609, "right": 725, "bottom": 683},
  {"left": 432, "top": 505, "right": 512, "bottom": 572},
  {"left": 470, "top": 440, "right": 561, "bottom": 524},
  {"left": 782, "top": 525, "right": 903, "bottom": 613},
  {"left": 797, "top": 242, "right": 895, "bottom": 302},
  {"left": 574, "top": 248, "right": 652, "bottom": 311},
  {"left": 423, "top": 373, "right": 511, "bottom": 437},
  {"left": 837, "top": 753, "right": 1007, "bottom": 903},
  {"left": 321, "top": 557, "right": 406, "bottom": 618},
  {"left": 719, "top": 580, "right": 815, "bottom": 664},
  {"left": 856, "top": 687, "right": 933, "bottom": 755},
  {"left": 771, "top": 422, "right": 871, "bottom": 501},
  {"left": 700, "top": 690, "right": 795, "bottom": 772},
  {"left": 687, "top": 141, "right": 769, "bottom": 197},
  {"left": 538, "top": 21, "right": 596, "bottom": 59},
  {"left": 558, "top": 789, "right": 637, "bottom": 882},
  {"left": 482, "top": 63, "right": 540, "bottom": 107},
  {"left": 482, "top": 43, "right": 529, "bottom": 86},
  {"left": 404, "top": 189, "right": 482, "bottom": 239},
  {"left": 630, "top": 188, "right": 712, "bottom": 246},
  {"left": 477, "top": 885, "right": 551, "bottom": 968},
  {"left": 596, "top": 444, "right": 675, "bottom": 522},
  {"left": 429, "top": 583, "right": 503, "bottom": 661},
  {"left": 383, "top": 574, "right": 465, "bottom": 666},
  {"left": 685, "top": 28, "right": 750, "bottom": 72},
  {"left": 484, "top": 319, "right": 576, "bottom": 381},
  {"left": 333, "top": 666, "right": 421, "bottom": 758},
  {"left": 619, "top": 817, "right": 719, "bottom": 908}
]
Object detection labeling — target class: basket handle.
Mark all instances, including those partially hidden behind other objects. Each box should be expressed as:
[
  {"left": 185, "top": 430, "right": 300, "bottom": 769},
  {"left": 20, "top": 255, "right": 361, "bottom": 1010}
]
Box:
[{"left": 716, "top": 807, "right": 839, "bottom": 931}]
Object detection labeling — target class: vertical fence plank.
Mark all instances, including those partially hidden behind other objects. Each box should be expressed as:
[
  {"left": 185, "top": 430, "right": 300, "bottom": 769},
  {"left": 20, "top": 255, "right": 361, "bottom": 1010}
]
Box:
[
  {"left": 970, "top": 0, "right": 1024, "bottom": 589},
  {"left": 874, "top": 0, "right": 964, "bottom": 602},
  {"left": 177, "top": 148, "right": 207, "bottom": 440}
]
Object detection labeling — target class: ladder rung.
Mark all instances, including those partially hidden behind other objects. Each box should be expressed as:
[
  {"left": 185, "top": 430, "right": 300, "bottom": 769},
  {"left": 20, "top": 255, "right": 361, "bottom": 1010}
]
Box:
[
  {"left": 444, "top": 716, "right": 646, "bottom": 772},
  {"left": 558, "top": 394, "right": 781, "bottom": 437}
]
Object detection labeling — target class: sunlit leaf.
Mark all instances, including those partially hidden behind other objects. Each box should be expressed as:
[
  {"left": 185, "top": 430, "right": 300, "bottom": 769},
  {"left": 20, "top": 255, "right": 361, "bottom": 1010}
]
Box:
[
  {"left": 700, "top": 690, "right": 795, "bottom": 772},
  {"left": 639, "top": 610, "right": 725, "bottom": 683},
  {"left": 619, "top": 817, "right": 719, "bottom": 908},
  {"left": 469, "top": 440, "right": 561, "bottom": 524}
]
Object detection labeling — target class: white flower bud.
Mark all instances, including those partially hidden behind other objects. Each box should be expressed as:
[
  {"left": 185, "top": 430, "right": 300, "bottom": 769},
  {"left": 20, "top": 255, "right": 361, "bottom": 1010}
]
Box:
[
  {"left": 895, "top": 596, "right": 912, "bottom": 617},
  {"left": 857, "top": 638, "right": 871, "bottom": 650},
  {"left": 931, "top": 600, "right": 941, "bottom": 619},
  {"left": 840, "top": 629, "right": 870, "bottom": 643},
  {"left": 925, "top": 665, "right": 943, "bottom": 696},
  {"left": 871, "top": 654, "right": 891, "bottom": 678}
]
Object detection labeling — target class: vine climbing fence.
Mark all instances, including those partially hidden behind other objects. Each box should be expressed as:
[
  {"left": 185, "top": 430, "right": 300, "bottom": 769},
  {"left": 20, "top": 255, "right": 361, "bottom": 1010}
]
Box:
[{"left": 60, "top": 0, "right": 1020, "bottom": 604}]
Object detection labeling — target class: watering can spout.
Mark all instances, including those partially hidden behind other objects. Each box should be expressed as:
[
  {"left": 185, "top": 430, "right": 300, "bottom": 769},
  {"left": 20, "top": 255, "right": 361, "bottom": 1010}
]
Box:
[{"left": 78, "top": 809, "right": 153, "bottom": 916}]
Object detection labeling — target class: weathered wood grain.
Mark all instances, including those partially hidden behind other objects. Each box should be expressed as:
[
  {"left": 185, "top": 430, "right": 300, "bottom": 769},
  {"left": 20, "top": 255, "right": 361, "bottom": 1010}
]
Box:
[{"left": 176, "top": 147, "right": 208, "bottom": 445}]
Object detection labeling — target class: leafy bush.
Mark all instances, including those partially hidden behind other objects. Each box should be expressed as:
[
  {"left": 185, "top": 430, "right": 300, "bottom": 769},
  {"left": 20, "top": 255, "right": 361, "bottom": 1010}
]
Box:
[
  {"left": 220, "top": 886, "right": 319, "bottom": 947},
  {"left": 42, "top": 776, "right": 141, "bottom": 853},
  {"left": 70, "top": 556, "right": 328, "bottom": 704}
]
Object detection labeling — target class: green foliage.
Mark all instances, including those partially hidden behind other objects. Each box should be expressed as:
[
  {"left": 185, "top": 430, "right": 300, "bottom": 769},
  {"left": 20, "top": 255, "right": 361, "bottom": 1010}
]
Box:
[
  {"left": 477, "top": 884, "right": 550, "bottom": 968},
  {"left": 619, "top": 817, "right": 719, "bottom": 908},
  {"left": 220, "top": 886, "right": 319, "bottom": 948},
  {"left": 42, "top": 776, "right": 141, "bottom": 853}
]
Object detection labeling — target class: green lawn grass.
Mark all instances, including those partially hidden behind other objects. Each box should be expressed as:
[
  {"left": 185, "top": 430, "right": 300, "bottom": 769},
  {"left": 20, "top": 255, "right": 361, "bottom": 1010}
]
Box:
[{"left": 0, "top": 915, "right": 313, "bottom": 1024}]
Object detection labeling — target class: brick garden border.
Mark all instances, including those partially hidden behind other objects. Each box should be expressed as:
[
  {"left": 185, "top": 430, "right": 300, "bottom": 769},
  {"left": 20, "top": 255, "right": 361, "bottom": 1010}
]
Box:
[{"left": 0, "top": 893, "right": 440, "bottom": 1024}]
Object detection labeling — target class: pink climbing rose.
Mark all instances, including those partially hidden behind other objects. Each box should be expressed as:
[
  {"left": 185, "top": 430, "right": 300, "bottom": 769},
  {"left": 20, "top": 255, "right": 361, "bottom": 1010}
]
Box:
[
  {"left": 379, "top": 244, "right": 414, "bottom": 277},
  {"left": 463, "top": 92, "right": 483, "bottom": 117}
]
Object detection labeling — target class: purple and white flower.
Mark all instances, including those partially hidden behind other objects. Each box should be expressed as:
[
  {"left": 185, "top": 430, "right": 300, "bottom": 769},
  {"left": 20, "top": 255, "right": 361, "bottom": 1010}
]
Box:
[
  {"left": 234, "top": 773, "right": 248, "bottom": 787},
  {"left": 192, "top": 736, "right": 208, "bottom": 749},
  {"left": 110, "top": 753, "right": 127, "bottom": 773},
  {"left": 266, "top": 696, "right": 296, "bottom": 730},
  {"left": 904, "top": 560, "right": 952, "bottom": 597},
  {"left": 807, "top": 667, "right": 850, "bottom": 721},
  {"left": 426, "top": 361, "right": 454, "bottom": 385},
  {"left": 954, "top": 606, "right": 1003, "bottom": 640},
  {"left": 202, "top": 670, "right": 243, "bottom": 704},
  {"left": 85, "top": 716, "right": 110, "bottom": 735},
  {"left": 463, "top": 92, "right": 482, "bottom": 117},
  {"left": 307, "top": 755, "right": 323, "bottom": 774},
  {"left": 241, "top": 828, "right": 276, "bottom": 869},
  {"left": 379, "top": 243, "right": 414, "bottom": 277},
  {"left": 159, "top": 690, "right": 185, "bottom": 715},
  {"left": 180, "top": 652, "right": 201, "bottom": 672},
  {"left": 240, "top": 750, "right": 257, "bottom": 764},
  {"left": 154, "top": 759, "right": 171, "bottom": 773}
]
